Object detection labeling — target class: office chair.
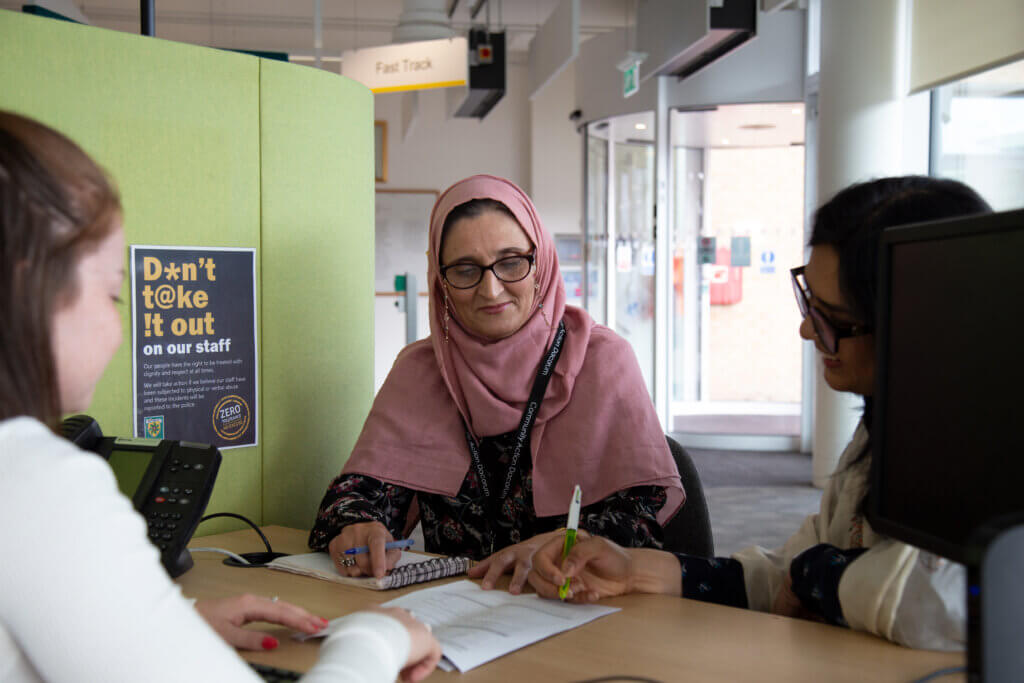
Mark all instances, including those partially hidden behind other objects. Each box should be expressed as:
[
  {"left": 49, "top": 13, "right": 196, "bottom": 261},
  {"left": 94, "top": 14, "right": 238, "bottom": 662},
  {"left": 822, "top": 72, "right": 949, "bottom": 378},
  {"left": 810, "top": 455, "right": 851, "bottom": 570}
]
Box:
[{"left": 661, "top": 436, "right": 714, "bottom": 558}]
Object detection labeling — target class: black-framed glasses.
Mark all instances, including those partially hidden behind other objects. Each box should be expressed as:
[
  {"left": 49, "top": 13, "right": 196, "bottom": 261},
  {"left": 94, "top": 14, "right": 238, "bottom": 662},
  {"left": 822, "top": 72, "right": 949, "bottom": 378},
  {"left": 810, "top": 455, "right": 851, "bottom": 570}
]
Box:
[
  {"left": 790, "top": 266, "right": 872, "bottom": 355},
  {"left": 440, "top": 253, "right": 535, "bottom": 289}
]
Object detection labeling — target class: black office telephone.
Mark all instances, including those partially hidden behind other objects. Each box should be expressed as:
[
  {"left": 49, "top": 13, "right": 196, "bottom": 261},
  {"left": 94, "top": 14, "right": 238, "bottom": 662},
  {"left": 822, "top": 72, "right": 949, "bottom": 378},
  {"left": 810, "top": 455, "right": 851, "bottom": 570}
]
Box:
[{"left": 60, "top": 415, "right": 221, "bottom": 578}]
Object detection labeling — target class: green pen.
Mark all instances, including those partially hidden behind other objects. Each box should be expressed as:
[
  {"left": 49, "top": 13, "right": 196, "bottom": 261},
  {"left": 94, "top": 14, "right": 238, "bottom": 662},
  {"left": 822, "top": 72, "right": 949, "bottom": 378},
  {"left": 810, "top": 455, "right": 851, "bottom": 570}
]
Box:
[{"left": 558, "top": 485, "right": 582, "bottom": 600}]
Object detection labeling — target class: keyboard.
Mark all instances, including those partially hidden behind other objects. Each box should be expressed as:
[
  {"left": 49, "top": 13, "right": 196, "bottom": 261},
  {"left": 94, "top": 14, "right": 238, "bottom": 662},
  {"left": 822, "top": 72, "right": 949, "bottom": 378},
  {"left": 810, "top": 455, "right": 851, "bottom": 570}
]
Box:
[{"left": 249, "top": 662, "right": 302, "bottom": 682}]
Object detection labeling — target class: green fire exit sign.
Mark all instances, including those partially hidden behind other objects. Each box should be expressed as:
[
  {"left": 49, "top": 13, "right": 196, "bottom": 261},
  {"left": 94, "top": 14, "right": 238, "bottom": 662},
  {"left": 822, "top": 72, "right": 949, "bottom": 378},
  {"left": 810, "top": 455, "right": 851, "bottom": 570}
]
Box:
[{"left": 623, "top": 62, "right": 639, "bottom": 98}]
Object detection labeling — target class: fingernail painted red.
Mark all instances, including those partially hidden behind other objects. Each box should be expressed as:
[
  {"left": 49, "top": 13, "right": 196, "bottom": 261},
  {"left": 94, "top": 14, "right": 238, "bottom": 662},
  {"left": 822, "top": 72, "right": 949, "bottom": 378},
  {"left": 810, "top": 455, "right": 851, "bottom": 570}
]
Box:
[{"left": 262, "top": 636, "right": 279, "bottom": 650}]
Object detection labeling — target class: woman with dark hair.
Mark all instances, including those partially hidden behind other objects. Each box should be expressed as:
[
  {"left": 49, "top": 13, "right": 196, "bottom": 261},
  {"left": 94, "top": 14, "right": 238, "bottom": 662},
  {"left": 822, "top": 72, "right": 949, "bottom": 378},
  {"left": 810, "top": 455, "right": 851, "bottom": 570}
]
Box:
[
  {"left": 309, "top": 175, "right": 684, "bottom": 593},
  {"left": 0, "top": 110, "right": 440, "bottom": 682},
  {"left": 526, "top": 176, "right": 991, "bottom": 651}
]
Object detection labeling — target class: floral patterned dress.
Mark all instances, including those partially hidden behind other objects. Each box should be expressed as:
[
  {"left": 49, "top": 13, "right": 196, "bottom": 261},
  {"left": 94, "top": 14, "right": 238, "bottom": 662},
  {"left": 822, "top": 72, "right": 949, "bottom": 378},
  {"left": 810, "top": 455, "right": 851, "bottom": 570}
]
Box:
[{"left": 310, "top": 429, "right": 667, "bottom": 560}]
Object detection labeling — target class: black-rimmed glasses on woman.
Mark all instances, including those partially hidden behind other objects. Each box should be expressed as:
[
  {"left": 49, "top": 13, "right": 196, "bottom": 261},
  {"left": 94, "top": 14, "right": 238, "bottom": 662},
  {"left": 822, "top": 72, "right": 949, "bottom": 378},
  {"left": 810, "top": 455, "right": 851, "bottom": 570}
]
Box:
[
  {"left": 790, "top": 265, "right": 872, "bottom": 355},
  {"left": 441, "top": 253, "right": 535, "bottom": 289}
]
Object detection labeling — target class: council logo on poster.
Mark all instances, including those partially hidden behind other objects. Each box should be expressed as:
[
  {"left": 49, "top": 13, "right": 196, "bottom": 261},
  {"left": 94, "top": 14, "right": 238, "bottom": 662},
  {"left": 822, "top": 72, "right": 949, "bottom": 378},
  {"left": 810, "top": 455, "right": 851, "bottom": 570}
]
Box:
[
  {"left": 211, "top": 395, "right": 251, "bottom": 441},
  {"left": 144, "top": 415, "right": 164, "bottom": 439}
]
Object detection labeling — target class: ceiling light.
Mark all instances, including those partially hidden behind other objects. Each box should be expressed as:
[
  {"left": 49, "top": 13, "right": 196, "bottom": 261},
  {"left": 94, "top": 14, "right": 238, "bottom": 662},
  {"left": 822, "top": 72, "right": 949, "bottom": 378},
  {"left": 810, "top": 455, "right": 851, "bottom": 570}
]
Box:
[
  {"left": 791, "top": 108, "right": 801, "bottom": 115},
  {"left": 635, "top": 123, "right": 647, "bottom": 131},
  {"left": 721, "top": 138, "right": 730, "bottom": 145}
]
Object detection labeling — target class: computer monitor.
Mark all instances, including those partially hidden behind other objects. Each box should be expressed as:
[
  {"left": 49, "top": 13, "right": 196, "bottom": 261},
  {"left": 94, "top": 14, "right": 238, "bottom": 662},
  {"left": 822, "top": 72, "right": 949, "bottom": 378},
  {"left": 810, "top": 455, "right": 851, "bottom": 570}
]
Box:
[{"left": 869, "top": 207, "right": 1024, "bottom": 565}]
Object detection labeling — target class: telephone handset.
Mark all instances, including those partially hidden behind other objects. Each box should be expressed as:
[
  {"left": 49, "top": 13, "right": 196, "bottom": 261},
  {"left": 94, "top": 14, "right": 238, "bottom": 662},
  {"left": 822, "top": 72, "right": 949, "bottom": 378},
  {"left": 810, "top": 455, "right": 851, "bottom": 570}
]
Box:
[{"left": 60, "top": 415, "right": 221, "bottom": 578}]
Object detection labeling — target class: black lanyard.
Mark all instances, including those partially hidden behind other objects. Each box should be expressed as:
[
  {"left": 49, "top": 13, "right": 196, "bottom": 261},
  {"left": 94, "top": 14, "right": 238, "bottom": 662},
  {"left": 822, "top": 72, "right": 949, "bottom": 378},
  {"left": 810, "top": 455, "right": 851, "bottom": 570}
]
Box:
[{"left": 463, "top": 319, "right": 566, "bottom": 521}]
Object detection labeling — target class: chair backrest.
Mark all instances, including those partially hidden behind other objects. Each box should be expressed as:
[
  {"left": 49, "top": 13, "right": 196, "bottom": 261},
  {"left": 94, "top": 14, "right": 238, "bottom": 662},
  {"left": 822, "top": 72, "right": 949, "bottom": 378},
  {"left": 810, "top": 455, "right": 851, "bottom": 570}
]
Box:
[{"left": 662, "top": 436, "right": 714, "bottom": 558}]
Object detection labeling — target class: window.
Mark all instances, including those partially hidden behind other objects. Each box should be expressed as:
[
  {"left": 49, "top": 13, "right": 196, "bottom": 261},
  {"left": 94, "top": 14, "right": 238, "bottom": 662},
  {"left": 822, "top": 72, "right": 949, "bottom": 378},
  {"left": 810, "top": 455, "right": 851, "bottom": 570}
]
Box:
[{"left": 930, "top": 58, "right": 1024, "bottom": 211}]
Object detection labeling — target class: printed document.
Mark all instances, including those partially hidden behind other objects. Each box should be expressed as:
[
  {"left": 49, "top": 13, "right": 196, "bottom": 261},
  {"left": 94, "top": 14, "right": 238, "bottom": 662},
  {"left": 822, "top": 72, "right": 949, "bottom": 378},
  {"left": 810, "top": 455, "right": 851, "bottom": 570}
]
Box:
[{"left": 382, "top": 580, "right": 619, "bottom": 672}]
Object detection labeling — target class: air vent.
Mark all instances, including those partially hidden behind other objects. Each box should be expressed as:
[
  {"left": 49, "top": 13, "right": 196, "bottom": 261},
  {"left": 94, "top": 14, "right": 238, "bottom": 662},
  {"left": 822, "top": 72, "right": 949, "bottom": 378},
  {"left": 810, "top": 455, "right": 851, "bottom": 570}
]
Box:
[{"left": 638, "top": 0, "right": 757, "bottom": 83}]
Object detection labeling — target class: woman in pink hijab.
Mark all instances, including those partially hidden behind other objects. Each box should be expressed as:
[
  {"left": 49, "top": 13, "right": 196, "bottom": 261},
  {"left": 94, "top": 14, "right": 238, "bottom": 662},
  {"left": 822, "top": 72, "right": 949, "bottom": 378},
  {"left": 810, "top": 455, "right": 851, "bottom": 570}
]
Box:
[{"left": 309, "top": 175, "right": 684, "bottom": 592}]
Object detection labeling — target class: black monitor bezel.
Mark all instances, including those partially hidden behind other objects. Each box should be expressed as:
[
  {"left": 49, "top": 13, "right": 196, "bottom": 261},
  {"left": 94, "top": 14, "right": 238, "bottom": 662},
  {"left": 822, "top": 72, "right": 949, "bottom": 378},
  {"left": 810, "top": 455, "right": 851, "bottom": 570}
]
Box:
[{"left": 868, "top": 207, "right": 1024, "bottom": 565}]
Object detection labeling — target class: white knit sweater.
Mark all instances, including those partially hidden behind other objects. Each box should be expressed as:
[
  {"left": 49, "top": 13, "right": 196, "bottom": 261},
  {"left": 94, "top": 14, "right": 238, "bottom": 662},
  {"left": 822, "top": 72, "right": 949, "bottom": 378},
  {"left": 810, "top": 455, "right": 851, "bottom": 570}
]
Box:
[
  {"left": 0, "top": 417, "right": 410, "bottom": 682},
  {"left": 734, "top": 420, "right": 966, "bottom": 650}
]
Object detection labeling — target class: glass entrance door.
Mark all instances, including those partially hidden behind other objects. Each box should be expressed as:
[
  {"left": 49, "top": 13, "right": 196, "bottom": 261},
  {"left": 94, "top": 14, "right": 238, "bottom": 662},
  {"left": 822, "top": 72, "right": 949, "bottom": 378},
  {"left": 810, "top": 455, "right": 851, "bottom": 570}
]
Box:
[
  {"left": 669, "top": 103, "right": 806, "bottom": 439},
  {"left": 584, "top": 112, "right": 656, "bottom": 397},
  {"left": 585, "top": 123, "right": 608, "bottom": 325}
]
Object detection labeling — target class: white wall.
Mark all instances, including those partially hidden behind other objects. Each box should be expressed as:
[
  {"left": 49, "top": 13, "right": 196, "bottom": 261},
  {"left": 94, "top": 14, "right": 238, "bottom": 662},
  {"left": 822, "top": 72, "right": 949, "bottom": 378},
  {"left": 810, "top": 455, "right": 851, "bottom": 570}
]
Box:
[
  {"left": 374, "top": 295, "right": 429, "bottom": 394},
  {"left": 575, "top": 27, "right": 660, "bottom": 126},
  {"left": 373, "top": 63, "right": 531, "bottom": 192},
  {"left": 530, "top": 61, "right": 584, "bottom": 236}
]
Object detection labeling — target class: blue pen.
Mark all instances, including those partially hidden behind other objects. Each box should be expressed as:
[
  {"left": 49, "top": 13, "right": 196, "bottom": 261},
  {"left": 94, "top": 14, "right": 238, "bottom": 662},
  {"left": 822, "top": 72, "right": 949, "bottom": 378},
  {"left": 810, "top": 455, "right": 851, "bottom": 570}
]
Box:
[{"left": 343, "top": 538, "right": 415, "bottom": 555}]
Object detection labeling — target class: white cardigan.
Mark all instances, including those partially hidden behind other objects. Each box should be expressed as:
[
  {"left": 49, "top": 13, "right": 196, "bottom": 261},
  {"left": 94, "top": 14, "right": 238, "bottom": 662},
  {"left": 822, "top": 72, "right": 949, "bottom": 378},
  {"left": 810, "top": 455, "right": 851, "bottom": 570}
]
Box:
[
  {"left": 733, "top": 420, "right": 966, "bottom": 650},
  {"left": 0, "top": 417, "right": 410, "bottom": 682}
]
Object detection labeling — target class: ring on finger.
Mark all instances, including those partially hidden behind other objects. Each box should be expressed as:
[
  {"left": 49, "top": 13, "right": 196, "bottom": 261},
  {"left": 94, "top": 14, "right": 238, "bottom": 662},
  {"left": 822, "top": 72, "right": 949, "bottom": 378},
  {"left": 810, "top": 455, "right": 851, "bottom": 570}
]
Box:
[
  {"left": 270, "top": 595, "right": 279, "bottom": 603},
  {"left": 340, "top": 557, "right": 357, "bottom": 567}
]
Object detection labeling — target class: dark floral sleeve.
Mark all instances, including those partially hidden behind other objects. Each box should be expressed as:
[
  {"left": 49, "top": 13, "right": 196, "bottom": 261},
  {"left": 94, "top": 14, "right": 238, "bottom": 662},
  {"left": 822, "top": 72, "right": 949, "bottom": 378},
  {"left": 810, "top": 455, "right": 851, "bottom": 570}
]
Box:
[
  {"left": 671, "top": 554, "right": 749, "bottom": 609},
  {"left": 789, "top": 543, "right": 869, "bottom": 626},
  {"left": 578, "top": 485, "right": 666, "bottom": 549},
  {"left": 308, "top": 473, "right": 416, "bottom": 551}
]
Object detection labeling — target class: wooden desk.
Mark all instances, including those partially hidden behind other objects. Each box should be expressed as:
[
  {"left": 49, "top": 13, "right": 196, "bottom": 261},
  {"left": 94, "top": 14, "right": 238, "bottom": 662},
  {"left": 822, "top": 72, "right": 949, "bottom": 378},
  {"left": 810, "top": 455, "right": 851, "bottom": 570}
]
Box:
[{"left": 183, "top": 527, "right": 965, "bottom": 682}]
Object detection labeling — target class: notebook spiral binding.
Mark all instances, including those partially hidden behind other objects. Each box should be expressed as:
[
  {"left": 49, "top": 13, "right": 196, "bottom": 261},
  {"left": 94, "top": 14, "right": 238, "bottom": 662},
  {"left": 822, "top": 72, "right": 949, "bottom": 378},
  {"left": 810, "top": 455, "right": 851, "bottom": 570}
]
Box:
[{"left": 381, "top": 556, "right": 473, "bottom": 589}]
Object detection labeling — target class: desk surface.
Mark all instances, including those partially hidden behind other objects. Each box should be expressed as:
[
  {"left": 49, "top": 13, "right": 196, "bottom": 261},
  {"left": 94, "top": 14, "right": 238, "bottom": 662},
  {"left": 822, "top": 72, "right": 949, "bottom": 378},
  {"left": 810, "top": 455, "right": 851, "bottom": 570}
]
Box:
[{"left": 183, "top": 526, "right": 965, "bottom": 682}]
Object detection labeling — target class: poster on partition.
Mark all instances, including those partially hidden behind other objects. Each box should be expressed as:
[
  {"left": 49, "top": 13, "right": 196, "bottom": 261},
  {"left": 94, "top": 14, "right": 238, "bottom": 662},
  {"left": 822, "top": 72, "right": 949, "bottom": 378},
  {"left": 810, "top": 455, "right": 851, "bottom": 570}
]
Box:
[{"left": 130, "top": 246, "right": 257, "bottom": 449}]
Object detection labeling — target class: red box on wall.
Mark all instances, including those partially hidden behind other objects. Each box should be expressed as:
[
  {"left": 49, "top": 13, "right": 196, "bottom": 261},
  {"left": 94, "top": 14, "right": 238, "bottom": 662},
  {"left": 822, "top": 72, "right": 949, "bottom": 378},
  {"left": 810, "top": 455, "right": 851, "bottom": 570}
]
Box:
[{"left": 709, "top": 247, "right": 743, "bottom": 305}]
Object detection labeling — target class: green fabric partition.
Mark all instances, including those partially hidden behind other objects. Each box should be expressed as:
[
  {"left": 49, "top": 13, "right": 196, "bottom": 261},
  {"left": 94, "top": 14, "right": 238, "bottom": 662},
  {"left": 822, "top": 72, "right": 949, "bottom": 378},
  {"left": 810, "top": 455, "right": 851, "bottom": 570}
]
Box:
[
  {"left": 259, "top": 61, "right": 375, "bottom": 530},
  {"left": 0, "top": 10, "right": 375, "bottom": 536}
]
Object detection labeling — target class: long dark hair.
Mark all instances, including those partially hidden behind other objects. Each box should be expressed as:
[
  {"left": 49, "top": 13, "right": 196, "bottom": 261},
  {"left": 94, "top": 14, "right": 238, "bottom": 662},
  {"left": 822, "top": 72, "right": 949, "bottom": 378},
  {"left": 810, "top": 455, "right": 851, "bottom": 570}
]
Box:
[
  {"left": 809, "top": 176, "right": 991, "bottom": 494},
  {"left": 0, "top": 111, "right": 121, "bottom": 425},
  {"left": 810, "top": 176, "right": 991, "bottom": 335}
]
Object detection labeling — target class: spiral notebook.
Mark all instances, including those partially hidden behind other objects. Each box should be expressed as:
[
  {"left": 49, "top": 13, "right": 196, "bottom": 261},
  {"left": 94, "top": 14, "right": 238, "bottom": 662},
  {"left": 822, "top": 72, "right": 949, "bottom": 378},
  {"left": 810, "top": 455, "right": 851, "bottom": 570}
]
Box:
[{"left": 266, "top": 551, "right": 471, "bottom": 590}]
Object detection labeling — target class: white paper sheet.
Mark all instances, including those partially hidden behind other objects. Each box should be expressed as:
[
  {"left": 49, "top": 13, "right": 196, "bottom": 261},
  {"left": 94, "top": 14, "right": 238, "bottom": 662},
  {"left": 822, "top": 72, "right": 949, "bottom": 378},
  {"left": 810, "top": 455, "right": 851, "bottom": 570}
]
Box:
[{"left": 381, "top": 580, "right": 620, "bottom": 672}]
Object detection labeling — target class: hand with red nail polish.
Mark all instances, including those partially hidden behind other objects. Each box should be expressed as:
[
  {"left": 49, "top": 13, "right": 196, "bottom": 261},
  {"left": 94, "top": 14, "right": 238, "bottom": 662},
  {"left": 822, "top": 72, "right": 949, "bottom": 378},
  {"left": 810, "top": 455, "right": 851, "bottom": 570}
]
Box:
[{"left": 195, "top": 594, "right": 328, "bottom": 651}]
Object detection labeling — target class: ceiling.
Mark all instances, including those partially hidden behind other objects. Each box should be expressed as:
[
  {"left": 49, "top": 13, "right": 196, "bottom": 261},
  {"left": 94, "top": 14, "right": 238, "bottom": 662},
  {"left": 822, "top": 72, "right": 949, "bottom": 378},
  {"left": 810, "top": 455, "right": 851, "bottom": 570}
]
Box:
[
  {"left": 585, "top": 104, "right": 805, "bottom": 149},
  {"left": 3, "top": 1, "right": 634, "bottom": 67},
  {"left": 671, "top": 103, "right": 805, "bottom": 148}
]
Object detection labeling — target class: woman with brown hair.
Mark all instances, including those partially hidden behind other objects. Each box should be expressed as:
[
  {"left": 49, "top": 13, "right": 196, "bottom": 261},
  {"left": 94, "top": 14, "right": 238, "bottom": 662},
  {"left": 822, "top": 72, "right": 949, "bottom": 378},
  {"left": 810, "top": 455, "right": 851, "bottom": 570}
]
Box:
[{"left": 0, "top": 110, "right": 439, "bottom": 682}]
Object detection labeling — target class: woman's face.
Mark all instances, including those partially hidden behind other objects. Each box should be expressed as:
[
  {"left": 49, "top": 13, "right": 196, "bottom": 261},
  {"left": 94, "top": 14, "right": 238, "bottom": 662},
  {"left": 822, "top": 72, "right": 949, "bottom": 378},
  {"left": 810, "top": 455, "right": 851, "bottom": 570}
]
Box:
[
  {"left": 51, "top": 222, "right": 125, "bottom": 413},
  {"left": 440, "top": 209, "right": 537, "bottom": 341},
  {"left": 799, "top": 245, "right": 875, "bottom": 396}
]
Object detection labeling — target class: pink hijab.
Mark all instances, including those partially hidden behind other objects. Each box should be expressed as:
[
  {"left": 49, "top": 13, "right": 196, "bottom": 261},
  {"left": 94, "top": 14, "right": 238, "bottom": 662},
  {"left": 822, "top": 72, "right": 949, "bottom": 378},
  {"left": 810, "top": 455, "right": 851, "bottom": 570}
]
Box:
[{"left": 344, "top": 175, "right": 683, "bottom": 522}]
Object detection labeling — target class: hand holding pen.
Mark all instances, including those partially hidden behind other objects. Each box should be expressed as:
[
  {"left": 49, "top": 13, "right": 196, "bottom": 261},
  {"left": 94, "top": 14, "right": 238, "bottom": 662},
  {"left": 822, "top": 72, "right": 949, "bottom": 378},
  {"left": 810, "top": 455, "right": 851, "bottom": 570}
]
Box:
[
  {"left": 528, "top": 530, "right": 642, "bottom": 603},
  {"left": 328, "top": 521, "right": 410, "bottom": 579},
  {"left": 528, "top": 482, "right": 675, "bottom": 603},
  {"left": 343, "top": 538, "right": 414, "bottom": 558}
]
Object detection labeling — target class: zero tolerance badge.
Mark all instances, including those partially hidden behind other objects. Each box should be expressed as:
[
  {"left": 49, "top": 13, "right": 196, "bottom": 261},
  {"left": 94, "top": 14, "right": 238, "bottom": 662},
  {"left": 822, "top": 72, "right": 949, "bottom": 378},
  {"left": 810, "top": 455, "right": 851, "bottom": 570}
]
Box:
[{"left": 212, "top": 395, "right": 251, "bottom": 441}]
